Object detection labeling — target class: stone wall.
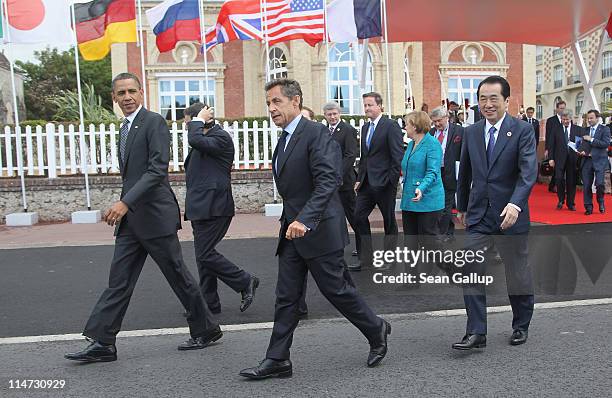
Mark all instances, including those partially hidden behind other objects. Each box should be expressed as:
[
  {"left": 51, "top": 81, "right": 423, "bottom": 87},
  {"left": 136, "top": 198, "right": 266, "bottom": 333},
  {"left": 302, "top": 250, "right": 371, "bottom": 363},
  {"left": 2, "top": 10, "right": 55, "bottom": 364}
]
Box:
[{"left": 0, "top": 171, "right": 276, "bottom": 223}]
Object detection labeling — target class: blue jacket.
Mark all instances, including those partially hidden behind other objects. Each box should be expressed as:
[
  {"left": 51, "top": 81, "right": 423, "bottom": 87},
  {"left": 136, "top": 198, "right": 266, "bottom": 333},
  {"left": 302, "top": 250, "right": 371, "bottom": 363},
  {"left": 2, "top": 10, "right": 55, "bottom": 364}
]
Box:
[{"left": 400, "top": 133, "right": 445, "bottom": 212}]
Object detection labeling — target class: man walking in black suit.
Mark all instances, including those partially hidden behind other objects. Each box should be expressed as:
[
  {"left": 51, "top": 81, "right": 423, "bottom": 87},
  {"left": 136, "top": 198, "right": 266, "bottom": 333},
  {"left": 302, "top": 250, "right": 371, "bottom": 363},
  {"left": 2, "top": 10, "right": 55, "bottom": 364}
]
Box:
[
  {"left": 545, "top": 101, "right": 566, "bottom": 192},
  {"left": 182, "top": 103, "right": 259, "bottom": 316},
  {"left": 522, "top": 106, "right": 540, "bottom": 147},
  {"left": 455, "top": 76, "right": 537, "bottom": 351},
  {"left": 579, "top": 109, "right": 611, "bottom": 215},
  {"left": 548, "top": 109, "right": 580, "bottom": 211},
  {"left": 323, "top": 101, "right": 360, "bottom": 258},
  {"left": 352, "top": 92, "right": 404, "bottom": 271},
  {"left": 429, "top": 106, "right": 463, "bottom": 241},
  {"left": 239, "top": 79, "right": 390, "bottom": 380},
  {"left": 65, "top": 73, "right": 221, "bottom": 363}
]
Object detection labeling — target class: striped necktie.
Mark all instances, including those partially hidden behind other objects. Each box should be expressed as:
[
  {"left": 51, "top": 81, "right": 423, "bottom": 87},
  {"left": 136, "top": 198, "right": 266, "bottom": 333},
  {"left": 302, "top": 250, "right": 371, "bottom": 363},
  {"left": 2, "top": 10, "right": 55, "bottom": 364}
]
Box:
[{"left": 119, "top": 119, "right": 130, "bottom": 163}]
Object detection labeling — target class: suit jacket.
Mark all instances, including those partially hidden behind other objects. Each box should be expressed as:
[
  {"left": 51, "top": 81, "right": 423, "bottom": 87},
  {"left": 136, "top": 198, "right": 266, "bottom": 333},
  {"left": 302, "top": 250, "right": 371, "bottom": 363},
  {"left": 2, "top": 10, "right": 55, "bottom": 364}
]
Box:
[
  {"left": 522, "top": 116, "right": 540, "bottom": 145},
  {"left": 428, "top": 123, "right": 463, "bottom": 191},
  {"left": 400, "top": 133, "right": 445, "bottom": 212},
  {"left": 116, "top": 108, "right": 181, "bottom": 239},
  {"left": 184, "top": 122, "right": 235, "bottom": 221},
  {"left": 457, "top": 115, "right": 537, "bottom": 235},
  {"left": 580, "top": 124, "right": 612, "bottom": 170},
  {"left": 548, "top": 123, "right": 580, "bottom": 172},
  {"left": 330, "top": 120, "right": 358, "bottom": 191},
  {"left": 357, "top": 116, "right": 404, "bottom": 188},
  {"left": 545, "top": 115, "right": 562, "bottom": 153},
  {"left": 272, "top": 117, "right": 348, "bottom": 259},
  {"left": 471, "top": 105, "right": 483, "bottom": 123}
]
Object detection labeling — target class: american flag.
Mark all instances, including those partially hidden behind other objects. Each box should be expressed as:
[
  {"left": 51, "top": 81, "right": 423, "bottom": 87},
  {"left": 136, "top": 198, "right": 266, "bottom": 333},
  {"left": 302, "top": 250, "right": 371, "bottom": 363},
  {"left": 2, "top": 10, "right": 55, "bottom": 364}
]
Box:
[
  {"left": 205, "top": 0, "right": 324, "bottom": 49},
  {"left": 263, "top": 0, "right": 325, "bottom": 46}
]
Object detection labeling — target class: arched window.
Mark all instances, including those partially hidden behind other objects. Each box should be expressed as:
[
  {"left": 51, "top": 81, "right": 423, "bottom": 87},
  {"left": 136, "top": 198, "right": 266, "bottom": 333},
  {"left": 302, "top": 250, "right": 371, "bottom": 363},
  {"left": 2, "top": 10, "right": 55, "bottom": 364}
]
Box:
[
  {"left": 554, "top": 96, "right": 563, "bottom": 107},
  {"left": 602, "top": 51, "right": 612, "bottom": 79},
  {"left": 536, "top": 70, "right": 542, "bottom": 92},
  {"left": 601, "top": 87, "right": 612, "bottom": 110},
  {"left": 575, "top": 92, "right": 584, "bottom": 117},
  {"left": 404, "top": 56, "right": 413, "bottom": 110},
  {"left": 328, "top": 43, "right": 373, "bottom": 115},
  {"left": 268, "top": 47, "right": 288, "bottom": 80},
  {"left": 536, "top": 100, "right": 543, "bottom": 120}
]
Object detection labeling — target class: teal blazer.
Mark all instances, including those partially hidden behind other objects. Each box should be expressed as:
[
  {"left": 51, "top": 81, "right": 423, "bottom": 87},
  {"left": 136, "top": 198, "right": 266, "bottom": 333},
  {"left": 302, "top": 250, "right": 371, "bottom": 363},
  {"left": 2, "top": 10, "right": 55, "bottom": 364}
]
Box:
[{"left": 400, "top": 133, "right": 445, "bottom": 212}]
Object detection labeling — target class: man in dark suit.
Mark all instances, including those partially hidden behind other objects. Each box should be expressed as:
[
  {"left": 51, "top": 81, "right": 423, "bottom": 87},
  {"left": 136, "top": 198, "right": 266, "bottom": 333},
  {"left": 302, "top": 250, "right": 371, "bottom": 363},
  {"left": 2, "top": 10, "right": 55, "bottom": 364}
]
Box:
[
  {"left": 353, "top": 92, "right": 404, "bottom": 271},
  {"left": 65, "top": 74, "right": 221, "bottom": 363},
  {"left": 239, "top": 79, "right": 390, "bottom": 380},
  {"left": 323, "top": 101, "right": 359, "bottom": 257},
  {"left": 545, "top": 101, "right": 566, "bottom": 192},
  {"left": 455, "top": 76, "right": 537, "bottom": 350},
  {"left": 548, "top": 109, "right": 580, "bottom": 211},
  {"left": 183, "top": 103, "right": 259, "bottom": 315},
  {"left": 522, "top": 106, "right": 540, "bottom": 147},
  {"left": 579, "top": 109, "right": 611, "bottom": 214},
  {"left": 429, "top": 106, "right": 463, "bottom": 241},
  {"left": 471, "top": 104, "right": 483, "bottom": 123}
]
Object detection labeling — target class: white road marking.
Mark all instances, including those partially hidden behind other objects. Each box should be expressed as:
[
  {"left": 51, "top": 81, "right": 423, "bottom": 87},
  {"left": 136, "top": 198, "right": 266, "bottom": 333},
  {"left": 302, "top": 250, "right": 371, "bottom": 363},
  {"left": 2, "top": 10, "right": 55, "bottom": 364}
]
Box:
[{"left": 1, "top": 298, "right": 611, "bottom": 345}]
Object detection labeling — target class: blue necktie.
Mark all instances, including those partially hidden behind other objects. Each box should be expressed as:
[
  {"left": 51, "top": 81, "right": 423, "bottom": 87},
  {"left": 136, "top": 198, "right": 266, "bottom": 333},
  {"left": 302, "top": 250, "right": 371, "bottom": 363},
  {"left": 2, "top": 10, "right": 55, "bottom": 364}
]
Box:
[
  {"left": 486, "top": 126, "right": 496, "bottom": 165},
  {"left": 590, "top": 127, "right": 595, "bottom": 137},
  {"left": 366, "top": 122, "right": 375, "bottom": 149},
  {"left": 119, "top": 119, "right": 130, "bottom": 163}
]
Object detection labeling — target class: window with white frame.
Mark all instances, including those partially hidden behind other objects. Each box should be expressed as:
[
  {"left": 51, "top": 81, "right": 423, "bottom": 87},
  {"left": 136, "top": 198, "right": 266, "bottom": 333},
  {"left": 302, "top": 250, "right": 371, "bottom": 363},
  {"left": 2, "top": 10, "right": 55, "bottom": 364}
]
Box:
[
  {"left": 536, "top": 100, "right": 543, "bottom": 119},
  {"left": 536, "top": 70, "right": 542, "bottom": 92},
  {"left": 602, "top": 51, "right": 612, "bottom": 79},
  {"left": 602, "top": 87, "right": 612, "bottom": 109},
  {"left": 159, "top": 78, "right": 215, "bottom": 121},
  {"left": 447, "top": 76, "right": 483, "bottom": 106},
  {"left": 268, "top": 47, "right": 288, "bottom": 80},
  {"left": 575, "top": 92, "right": 584, "bottom": 116},
  {"left": 404, "top": 56, "right": 413, "bottom": 109},
  {"left": 328, "top": 42, "right": 373, "bottom": 115},
  {"left": 553, "top": 65, "right": 563, "bottom": 88}
]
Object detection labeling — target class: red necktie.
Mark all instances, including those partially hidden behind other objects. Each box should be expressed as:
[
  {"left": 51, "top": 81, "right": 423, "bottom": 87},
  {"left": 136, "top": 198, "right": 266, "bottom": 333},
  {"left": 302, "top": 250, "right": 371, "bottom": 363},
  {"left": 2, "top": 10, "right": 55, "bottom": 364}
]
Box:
[{"left": 437, "top": 131, "right": 444, "bottom": 145}]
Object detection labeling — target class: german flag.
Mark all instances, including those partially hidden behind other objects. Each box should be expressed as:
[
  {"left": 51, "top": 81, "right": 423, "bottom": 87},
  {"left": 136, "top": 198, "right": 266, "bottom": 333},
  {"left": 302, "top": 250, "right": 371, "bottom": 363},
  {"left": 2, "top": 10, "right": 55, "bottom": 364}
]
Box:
[{"left": 75, "top": 0, "right": 137, "bottom": 61}]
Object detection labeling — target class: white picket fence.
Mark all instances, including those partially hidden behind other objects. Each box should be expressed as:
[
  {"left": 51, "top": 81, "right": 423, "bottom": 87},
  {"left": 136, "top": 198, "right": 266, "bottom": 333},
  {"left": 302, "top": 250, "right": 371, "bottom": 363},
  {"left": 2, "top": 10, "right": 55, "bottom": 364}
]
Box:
[{"left": 0, "top": 118, "right": 403, "bottom": 178}]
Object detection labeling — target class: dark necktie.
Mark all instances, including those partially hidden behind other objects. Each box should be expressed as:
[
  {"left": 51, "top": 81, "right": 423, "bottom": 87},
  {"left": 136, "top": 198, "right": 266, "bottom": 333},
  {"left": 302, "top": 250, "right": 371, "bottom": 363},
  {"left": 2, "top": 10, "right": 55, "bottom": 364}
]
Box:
[
  {"left": 276, "top": 130, "right": 289, "bottom": 170},
  {"left": 486, "top": 126, "right": 496, "bottom": 165},
  {"left": 119, "top": 119, "right": 130, "bottom": 163},
  {"left": 564, "top": 126, "right": 569, "bottom": 144},
  {"left": 329, "top": 125, "right": 334, "bottom": 135}
]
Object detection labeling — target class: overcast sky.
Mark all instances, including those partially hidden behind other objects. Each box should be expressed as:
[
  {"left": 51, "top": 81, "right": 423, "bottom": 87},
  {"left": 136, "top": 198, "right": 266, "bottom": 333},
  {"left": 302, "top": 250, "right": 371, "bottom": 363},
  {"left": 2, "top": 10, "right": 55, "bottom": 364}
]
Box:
[{"left": 1, "top": 43, "right": 72, "bottom": 64}]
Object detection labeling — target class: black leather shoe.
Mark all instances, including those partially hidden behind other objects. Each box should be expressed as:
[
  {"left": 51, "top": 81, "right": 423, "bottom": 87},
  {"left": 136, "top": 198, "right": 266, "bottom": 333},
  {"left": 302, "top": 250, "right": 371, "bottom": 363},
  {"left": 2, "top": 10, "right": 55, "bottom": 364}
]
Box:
[
  {"left": 297, "top": 310, "right": 309, "bottom": 319},
  {"left": 568, "top": 205, "right": 576, "bottom": 211},
  {"left": 585, "top": 209, "right": 593, "bottom": 215},
  {"left": 599, "top": 204, "right": 605, "bottom": 214},
  {"left": 178, "top": 326, "right": 223, "bottom": 350},
  {"left": 452, "top": 334, "right": 486, "bottom": 350},
  {"left": 64, "top": 340, "right": 117, "bottom": 362},
  {"left": 556, "top": 202, "right": 563, "bottom": 210},
  {"left": 351, "top": 250, "right": 358, "bottom": 257},
  {"left": 367, "top": 320, "right": 391, "bottom": 367},
  {"left": 347, "top": 263, "right": 361, "bottom": 272},
  {"left": 510, "top": 330, "right": 528, "bottom": 345},
  {"left": 239, "top": 358, "right": 293, "bottom": 380},
  {"left": 240, "top": 277, "right": 260, "bottom": 312}
]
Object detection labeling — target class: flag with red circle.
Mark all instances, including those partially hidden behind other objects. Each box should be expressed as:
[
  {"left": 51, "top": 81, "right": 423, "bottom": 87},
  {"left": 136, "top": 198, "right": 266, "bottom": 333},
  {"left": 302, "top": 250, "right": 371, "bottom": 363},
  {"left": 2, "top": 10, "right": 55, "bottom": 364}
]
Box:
[{"left": 4, "top": 0, "right": 72, "bottom": 44}]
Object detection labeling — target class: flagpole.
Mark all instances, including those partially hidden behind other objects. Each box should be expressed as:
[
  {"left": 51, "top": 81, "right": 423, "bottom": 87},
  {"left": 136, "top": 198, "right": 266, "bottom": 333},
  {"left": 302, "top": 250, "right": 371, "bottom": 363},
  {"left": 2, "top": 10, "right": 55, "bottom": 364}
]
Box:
[
  {"left": 71, "top": 3, "right": 91, "bottom": 210},
  {"left": 382, "top": 0, "right": 392, "bottom": 117},
  {"left": 403, "top": 55, "right": 414, "bottom": 111},
  {"left": 136, "top": 0, "right": 148, "bottom": 108},
  {"left": 198, "top": 0, "right": 211, "bottom": 107},
  {"left": 2, "top": 0, "right": 28, "bottom": 212},
  {"left": 323, "top": 0, "right": 330, "bottom": 104}
]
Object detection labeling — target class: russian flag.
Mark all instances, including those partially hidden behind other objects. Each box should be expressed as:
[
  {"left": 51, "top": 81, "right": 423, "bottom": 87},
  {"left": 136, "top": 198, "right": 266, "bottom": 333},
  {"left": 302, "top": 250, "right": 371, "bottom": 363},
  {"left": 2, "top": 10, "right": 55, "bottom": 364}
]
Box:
[
  {"left": 146, "top": 0, "right": 201, "bottom": 53},
  {"left": 326, "top": 0, "right": 381, "bottom": 43}
]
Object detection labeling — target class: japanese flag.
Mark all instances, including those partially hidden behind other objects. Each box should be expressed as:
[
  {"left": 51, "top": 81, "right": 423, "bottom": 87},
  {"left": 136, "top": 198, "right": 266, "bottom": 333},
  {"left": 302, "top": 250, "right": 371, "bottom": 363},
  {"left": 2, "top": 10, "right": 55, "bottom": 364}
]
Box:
[{"left": 4, "top": 0, "right": 73, "bottom": 44}]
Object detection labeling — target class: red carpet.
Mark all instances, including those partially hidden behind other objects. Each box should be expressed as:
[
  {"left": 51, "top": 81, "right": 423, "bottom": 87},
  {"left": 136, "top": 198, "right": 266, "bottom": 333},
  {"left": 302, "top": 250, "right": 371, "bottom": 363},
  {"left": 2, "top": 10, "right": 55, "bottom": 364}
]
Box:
[{"left": 529, "top": 183, "right": 612, "bottom": 225}]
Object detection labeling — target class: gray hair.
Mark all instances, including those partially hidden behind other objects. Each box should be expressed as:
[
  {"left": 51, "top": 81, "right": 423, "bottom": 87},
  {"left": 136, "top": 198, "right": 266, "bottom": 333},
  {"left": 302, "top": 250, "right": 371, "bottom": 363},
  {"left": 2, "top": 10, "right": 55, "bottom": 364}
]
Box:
[
  {"left": 558, "top": 109, "right": 573, "bottom": 118},
  {"left": 430, "top": 106, "right": 448, "bottom": 119},
  {"left": 264, "top": 78, "right": 303, "bottom": 108},
  {"left": 112, "top": 72, "right": 142, "bottom": 91},
  {"left": 322, "top": 102, "right": 341, "bottom": 113}
]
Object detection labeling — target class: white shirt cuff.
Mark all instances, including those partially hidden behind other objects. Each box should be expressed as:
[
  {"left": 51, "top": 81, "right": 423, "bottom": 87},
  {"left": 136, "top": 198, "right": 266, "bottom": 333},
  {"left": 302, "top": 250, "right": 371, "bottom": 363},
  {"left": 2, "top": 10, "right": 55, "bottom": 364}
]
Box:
[
  {"left": 508, "top": 203, "right": 522, "bottom": 212},
  {"left": 192, "top": 117, "right": 207, "bottom": 123}
]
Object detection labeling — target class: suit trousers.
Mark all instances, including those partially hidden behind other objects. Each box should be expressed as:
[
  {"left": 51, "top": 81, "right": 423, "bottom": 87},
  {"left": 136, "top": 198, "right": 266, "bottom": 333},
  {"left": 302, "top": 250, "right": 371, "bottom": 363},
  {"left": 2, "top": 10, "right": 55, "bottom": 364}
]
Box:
[
  {"left": 555, "top": 154, "right": 577, "bottom": 207},
  {"left": 339, "top": 188, "right": 361, "bottom": 253},
  {"left": 192, "top": 217, "right": 251, "bottom": 310},
  {"left": 402, "top": 210, "right": 441, "bottom": 278},
  {"left": 438, "top": 189, "right": 456, "bottom": 236},
  {"left": 266, "top": 239, "right": 382, "bottom": 360},
  {"left": 354, "top": 180, "right": 398, "bottom": 266},
  {"left": 83, "top": 222, "right": 217, "bottom": 344},
  {"left": 581, "top": 158, "right": 605, "bottom": 210},
  {"left": 462, "top": 207, "right": 534, "bottom": 335}
]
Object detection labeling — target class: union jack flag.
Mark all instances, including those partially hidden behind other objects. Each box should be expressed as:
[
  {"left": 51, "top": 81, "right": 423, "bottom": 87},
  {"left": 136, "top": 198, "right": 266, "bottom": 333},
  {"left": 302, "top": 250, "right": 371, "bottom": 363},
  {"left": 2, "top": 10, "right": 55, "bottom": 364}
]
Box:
[{"left": 205, "top": 0, "right": 324, "bottom": 50}]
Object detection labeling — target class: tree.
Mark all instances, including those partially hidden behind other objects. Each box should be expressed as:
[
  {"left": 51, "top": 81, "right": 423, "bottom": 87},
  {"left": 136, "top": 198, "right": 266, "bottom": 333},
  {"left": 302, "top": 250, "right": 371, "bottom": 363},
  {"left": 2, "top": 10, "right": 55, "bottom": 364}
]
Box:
[
  {"left": 15, "top": 48, "right": 112, "bottom": 121},
  {"left": 50, "top": 83, "right": 118, "bottom": 124}
]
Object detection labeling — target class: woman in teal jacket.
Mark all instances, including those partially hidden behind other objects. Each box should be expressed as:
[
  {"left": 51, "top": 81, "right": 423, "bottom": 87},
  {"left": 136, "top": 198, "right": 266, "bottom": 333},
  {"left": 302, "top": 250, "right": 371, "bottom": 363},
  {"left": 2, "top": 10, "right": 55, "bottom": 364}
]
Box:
[{"left": 401, "top": 111, "right": 444, "bottom": 261}]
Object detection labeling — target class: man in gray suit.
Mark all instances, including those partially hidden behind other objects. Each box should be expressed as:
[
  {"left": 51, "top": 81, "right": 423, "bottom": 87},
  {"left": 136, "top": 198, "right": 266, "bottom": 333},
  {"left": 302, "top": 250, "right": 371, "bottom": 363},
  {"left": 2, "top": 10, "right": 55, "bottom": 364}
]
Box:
[
  {"left": 65, "top": 73, "right": 221, "bottom": 363},
  {"left": 455, "top": 76, "right": 537, "bottom": 350}
]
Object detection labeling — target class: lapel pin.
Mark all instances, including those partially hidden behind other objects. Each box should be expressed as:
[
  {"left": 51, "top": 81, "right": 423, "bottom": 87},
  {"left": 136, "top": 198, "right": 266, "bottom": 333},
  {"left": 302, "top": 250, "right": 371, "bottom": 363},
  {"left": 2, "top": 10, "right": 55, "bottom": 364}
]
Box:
[
  {"left": 507, "top": 131, "right": 512, "bottom": 137},
  {"left": 135, "top": 125, "right": 139, "bottom": 129}
]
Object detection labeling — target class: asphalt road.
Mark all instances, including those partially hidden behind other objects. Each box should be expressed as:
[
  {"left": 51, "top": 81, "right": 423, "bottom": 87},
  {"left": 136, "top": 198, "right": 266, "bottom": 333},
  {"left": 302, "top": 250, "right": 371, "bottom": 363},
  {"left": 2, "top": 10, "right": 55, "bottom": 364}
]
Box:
[
  {"left": 1, "top": 223, "right": 611, "bottom": 339},
  {"left": 1, "top": 304, "right": 611, "bottom": 397}
]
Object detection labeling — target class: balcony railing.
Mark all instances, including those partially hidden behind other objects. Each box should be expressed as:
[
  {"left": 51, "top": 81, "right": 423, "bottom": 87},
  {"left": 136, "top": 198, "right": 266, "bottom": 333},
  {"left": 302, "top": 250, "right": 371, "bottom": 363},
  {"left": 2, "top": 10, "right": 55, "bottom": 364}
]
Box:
[
  {"left": 567, "top": 75, "right": 581, "bottom": 85},
  {"left": 602, "top": 68, "right": 612, "bottom": 79},
  {"left": 554, "top": 79, "right": 563, "bottom": 89}
]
